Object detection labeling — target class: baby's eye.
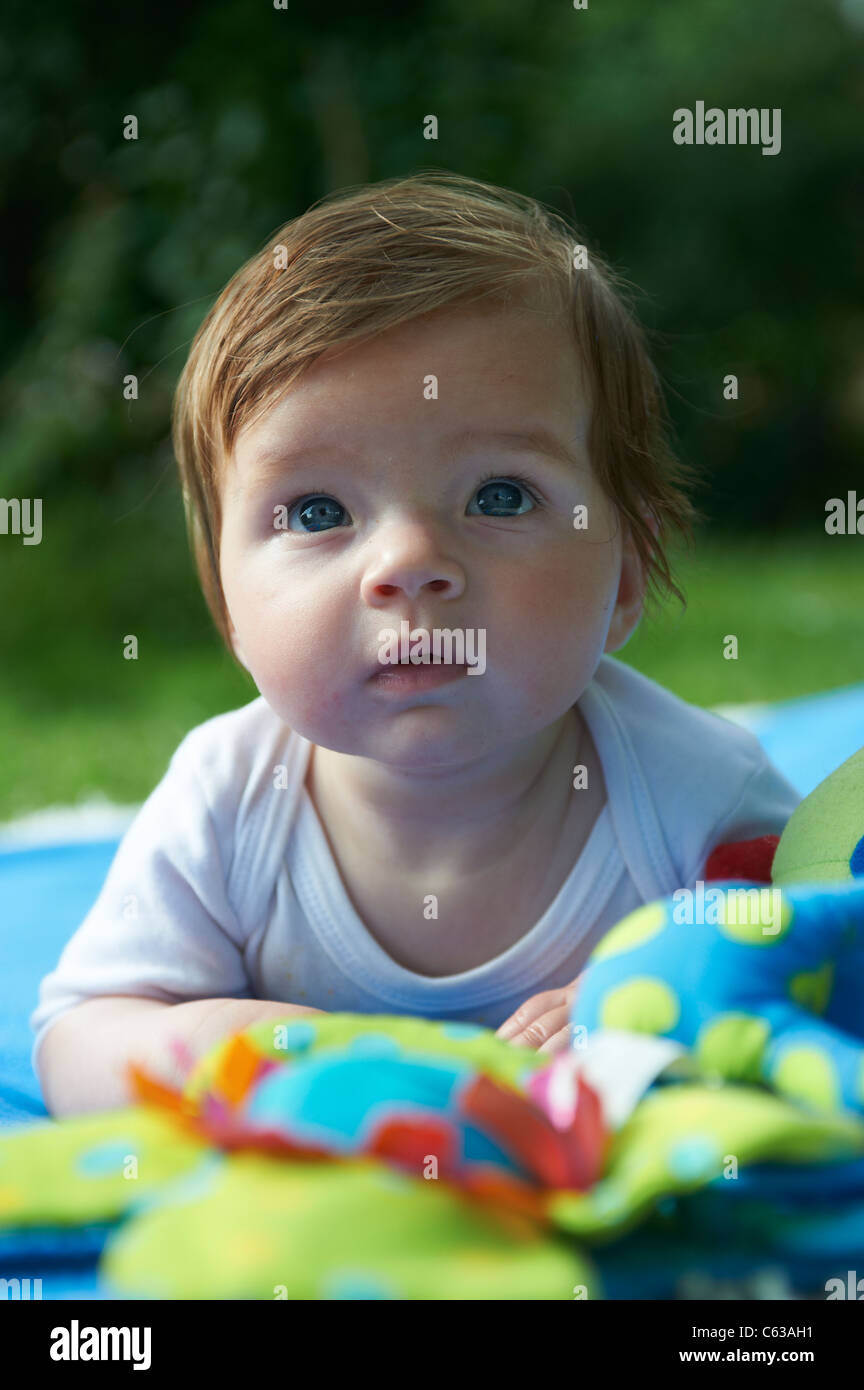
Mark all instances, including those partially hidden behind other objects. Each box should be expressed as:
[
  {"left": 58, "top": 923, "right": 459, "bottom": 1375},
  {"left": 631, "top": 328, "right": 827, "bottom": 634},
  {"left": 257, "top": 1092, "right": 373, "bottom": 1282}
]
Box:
[
  {"left": 286, "top": 495, "right": 350, "bottom": 533},
  {"left": 467, "top": 476, "right": 537, "bottom": 517}
]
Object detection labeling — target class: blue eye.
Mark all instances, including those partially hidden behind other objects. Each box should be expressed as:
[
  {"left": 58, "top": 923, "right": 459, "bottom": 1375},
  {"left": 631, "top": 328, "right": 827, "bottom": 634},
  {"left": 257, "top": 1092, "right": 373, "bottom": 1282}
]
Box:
[
  {"left": 287, "top": 495, "right": 349, "bottom": 533},
  {"left": 468, "top": 476, "right": 538, "bottom": 517}
]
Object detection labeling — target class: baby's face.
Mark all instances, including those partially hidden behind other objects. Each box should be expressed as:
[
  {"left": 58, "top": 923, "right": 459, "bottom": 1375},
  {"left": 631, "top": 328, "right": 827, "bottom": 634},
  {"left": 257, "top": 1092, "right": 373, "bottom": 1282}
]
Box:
[{"left": 219, "top": 302, "right": 645, "bottom": 768}]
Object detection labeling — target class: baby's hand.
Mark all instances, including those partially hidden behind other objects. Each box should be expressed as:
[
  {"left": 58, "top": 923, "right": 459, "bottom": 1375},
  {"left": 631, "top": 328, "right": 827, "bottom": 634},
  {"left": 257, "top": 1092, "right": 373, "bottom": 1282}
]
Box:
[{"left": 495, "top": 979, "right": 581, "bottom": 1055}]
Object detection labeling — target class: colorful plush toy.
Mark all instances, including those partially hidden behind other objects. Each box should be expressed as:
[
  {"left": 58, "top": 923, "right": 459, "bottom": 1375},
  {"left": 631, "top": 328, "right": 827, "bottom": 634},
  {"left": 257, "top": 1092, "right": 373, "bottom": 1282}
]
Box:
[
  {"left": 0, "top": 746, "right": 862, "bottom": 1299},
  {"left": 574, "top": 747, "right": 864, "bottom": 1116},
  {"left": 1, "top": 1010, "right": 862, "bottom": 1298}
]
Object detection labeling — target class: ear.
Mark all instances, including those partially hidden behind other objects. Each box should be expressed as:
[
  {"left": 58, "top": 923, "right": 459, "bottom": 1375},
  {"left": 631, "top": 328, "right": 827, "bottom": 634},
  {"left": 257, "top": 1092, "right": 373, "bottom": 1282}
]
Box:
[{"left": 603, "top": 510, "right": 658, "bottom": 654}]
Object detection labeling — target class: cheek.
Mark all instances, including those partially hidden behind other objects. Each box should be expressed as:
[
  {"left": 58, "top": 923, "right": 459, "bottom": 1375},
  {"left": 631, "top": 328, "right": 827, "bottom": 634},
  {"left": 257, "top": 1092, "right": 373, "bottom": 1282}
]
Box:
[
  {"left": 488, "top": 541, "right": 615, "bottom": 637},
  {"left": 473, "top": 556, "right": 610, "bottom": 712},
  {"left": 224, "top": 555, "right": 352, "bottom": 705}
]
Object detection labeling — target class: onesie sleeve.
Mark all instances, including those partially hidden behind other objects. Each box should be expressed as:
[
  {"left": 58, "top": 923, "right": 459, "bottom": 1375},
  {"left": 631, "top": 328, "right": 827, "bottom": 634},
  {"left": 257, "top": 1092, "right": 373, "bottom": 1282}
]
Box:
[
  {"left": 29, "top": 729, "right": 250, "bottom": 1076},
  {"left": 682, "top": 747, "right": 801, "bottom": 887}
]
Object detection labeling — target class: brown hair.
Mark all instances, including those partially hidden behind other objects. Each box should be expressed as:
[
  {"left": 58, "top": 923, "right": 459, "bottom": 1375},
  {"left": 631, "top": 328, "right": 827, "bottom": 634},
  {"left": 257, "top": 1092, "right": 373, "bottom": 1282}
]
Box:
[{"left": 172, "top": 170, "right": 700, "bottom": 652}]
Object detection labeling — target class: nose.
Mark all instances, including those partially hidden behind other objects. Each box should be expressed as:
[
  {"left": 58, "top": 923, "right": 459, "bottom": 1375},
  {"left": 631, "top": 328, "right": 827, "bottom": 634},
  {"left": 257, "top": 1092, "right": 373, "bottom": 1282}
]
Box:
[{"left": 360, "top": 520, "right": 466, "bottom": 606}]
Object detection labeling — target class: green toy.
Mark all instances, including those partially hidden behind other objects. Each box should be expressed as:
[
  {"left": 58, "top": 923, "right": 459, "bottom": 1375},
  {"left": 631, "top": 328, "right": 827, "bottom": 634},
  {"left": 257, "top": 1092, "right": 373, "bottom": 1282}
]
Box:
[{"left": 772, "top": 746, "right": 864, "bottom": 884}]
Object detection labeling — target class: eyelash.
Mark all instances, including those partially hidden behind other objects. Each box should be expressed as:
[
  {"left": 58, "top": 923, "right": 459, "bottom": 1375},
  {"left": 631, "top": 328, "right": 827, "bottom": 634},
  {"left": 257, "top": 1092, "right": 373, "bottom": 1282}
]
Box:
[{"left": 282, "top": 472, "right": 545, "bottom": 517}]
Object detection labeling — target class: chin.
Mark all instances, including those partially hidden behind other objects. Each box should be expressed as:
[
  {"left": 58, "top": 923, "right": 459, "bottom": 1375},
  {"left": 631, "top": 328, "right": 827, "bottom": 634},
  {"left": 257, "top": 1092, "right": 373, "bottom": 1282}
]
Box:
[{"left": 361, "top": 713, "right": 505, "bottom": 770}]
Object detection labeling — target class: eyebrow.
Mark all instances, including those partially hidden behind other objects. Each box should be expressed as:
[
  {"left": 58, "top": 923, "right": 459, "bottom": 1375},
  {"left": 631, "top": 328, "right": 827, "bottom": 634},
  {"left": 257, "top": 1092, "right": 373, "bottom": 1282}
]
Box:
[
  {"left": 442, "top": 427, "right": 586, "bottom": 471},
  {"left": 243, "top": 425, "right": 585, "bottom": 493}
]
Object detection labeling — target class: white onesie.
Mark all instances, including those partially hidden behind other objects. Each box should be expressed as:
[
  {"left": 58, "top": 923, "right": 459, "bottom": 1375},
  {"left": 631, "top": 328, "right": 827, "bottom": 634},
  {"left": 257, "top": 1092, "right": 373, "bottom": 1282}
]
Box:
[{"left": 30, "top": 656, "right": 801, "bottom": 1073}]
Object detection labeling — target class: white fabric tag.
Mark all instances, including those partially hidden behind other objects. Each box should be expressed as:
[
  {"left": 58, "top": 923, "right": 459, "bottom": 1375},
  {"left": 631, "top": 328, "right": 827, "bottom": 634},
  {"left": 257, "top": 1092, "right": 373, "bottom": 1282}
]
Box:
[{"left": 568, "top": 1029, "right": 691, "bottom": 1130}]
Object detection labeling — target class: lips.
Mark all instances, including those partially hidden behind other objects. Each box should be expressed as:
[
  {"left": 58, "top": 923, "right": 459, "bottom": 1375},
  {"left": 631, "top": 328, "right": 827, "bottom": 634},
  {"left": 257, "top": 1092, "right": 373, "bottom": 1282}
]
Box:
[
  {"left": 368, "top": 657, "right": 468, "bottom": 677},
  {"left": 368, "top": 659, "right": 469, "bottom": 678},
  {"left": 367, "top": 660, "right": 471, "bottom": 693}
]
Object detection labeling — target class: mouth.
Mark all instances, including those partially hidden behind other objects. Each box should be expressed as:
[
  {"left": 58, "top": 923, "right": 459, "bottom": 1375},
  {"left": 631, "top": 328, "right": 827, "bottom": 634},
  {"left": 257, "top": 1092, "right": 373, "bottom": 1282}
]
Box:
[{"left": 367, "top": 660, "right": 471, "bottom": 693}]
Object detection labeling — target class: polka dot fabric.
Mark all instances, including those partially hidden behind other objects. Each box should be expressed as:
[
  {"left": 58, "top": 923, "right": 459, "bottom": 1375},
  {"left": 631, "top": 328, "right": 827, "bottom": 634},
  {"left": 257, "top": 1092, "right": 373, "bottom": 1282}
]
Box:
[{"left": 574, "top": 880, "right": 864, "bottom": 1116}]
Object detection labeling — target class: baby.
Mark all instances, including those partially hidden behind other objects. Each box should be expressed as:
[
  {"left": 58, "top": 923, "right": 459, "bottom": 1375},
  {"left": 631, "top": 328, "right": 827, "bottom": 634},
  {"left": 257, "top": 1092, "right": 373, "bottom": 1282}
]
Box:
[{"left": 31, "top": 172, "right": 800, "bottom": 1115}]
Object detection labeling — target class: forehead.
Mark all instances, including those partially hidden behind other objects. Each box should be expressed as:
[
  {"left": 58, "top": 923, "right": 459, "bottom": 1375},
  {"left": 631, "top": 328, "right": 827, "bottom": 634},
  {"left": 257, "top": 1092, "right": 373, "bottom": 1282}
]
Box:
[{"left": 226, "top": 302, "right": 591, "bottom": 489}]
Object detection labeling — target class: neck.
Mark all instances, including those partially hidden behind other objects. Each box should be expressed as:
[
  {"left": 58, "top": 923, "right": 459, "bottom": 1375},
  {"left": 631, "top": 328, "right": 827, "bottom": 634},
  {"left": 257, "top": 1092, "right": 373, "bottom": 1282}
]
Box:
[{"left": 307, "top": 707, "right": 585, "bottom": 877}]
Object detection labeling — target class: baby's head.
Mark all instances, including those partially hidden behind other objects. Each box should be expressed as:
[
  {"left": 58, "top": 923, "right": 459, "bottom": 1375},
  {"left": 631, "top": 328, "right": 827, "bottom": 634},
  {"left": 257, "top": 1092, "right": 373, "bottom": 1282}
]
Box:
[{"left": 172, "top": 172, "right": 699, "bottom": 768}]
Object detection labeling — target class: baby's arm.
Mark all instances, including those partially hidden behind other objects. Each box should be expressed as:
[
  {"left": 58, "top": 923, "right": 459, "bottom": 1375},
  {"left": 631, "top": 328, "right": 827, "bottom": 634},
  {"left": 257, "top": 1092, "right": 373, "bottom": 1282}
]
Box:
[
  {"left": 31, "top": 721, "right": 322, "bottom": 1117},
  {"left": 37, "top": 994, "right": 325, "bottom": 1117}
]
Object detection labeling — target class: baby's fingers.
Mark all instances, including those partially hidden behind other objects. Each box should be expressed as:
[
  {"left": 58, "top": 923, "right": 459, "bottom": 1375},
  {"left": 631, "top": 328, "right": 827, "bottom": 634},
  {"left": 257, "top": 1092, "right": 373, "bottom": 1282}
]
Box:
[
  {"left": 537, "top": 1023, "right": 573, "bottom": 1056},
  {"left": 506, "top": 1004, "right": 572, "bottom": 1051},
  {"left": 496, "top": 988, "right": 572, "bottom": 1043}
]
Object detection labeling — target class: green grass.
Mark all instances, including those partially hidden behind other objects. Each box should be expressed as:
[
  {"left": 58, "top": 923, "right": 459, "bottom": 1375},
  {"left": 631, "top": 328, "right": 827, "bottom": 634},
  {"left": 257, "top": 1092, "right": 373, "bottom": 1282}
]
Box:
[
  {"left": 626, "top": 532, "right": 863, "bottom": 708},
  {"left": 2, "top": 493, "right": 861, "bottom": 819}
]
